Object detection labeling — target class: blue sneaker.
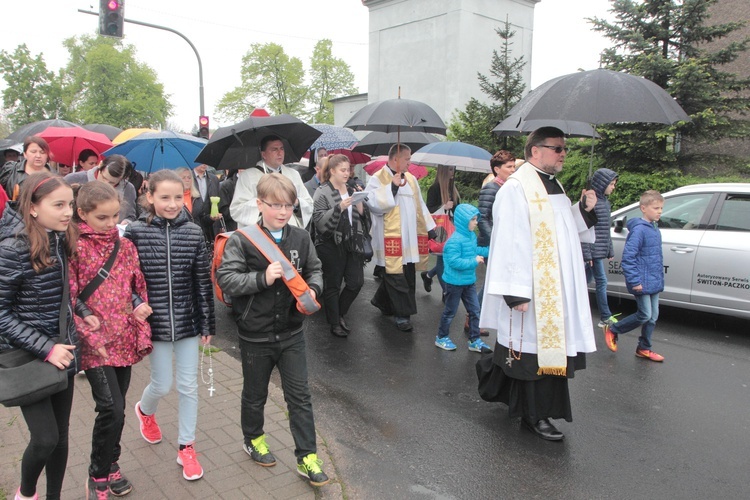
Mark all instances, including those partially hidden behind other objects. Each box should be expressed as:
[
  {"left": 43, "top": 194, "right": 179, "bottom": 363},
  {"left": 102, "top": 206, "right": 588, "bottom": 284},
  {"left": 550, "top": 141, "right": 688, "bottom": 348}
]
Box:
[
  {"left": 468, "top": 338, "right": 493, "bottom": 353},
  {"left": 435, "top": 336, "right": 457, "bottom": 351}
]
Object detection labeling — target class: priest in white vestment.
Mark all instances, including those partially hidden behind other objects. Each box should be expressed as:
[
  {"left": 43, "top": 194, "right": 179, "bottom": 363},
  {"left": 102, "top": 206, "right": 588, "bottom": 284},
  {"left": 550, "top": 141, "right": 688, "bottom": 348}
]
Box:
[
  {"left": 365, "top": 144, "right": 436, "bottom": 332},
  {"left": 479, "top": 127, "right": 598, "bottom": 441}
]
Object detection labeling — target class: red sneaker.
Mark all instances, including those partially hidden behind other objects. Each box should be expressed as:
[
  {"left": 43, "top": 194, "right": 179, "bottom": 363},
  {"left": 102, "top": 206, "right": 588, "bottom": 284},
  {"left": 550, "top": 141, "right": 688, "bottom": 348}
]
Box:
[
  {"left": 636, "top": 348, "right": 664, "bottom": 362},
  {"left": 176, "top": 444, "right": 204, "bottom": 481},
  {"left": 134, "top": 401, "right": 162, "bottom": 444},
  {"left": 602, "top": 325, "right": 618, "bottom": 352}
]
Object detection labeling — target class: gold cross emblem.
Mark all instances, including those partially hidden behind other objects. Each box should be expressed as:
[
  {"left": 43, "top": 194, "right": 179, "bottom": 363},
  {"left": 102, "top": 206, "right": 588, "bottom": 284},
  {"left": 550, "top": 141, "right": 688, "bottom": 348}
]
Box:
[{"left": 530, "top": 192, "right": 546, "bottom": 212}]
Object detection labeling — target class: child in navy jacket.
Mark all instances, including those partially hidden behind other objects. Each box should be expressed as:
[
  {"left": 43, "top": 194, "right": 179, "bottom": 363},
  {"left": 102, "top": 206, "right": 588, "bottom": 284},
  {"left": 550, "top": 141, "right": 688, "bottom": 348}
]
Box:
[{"left": 603, "top": 190, "right": 665, "bottom": 362}]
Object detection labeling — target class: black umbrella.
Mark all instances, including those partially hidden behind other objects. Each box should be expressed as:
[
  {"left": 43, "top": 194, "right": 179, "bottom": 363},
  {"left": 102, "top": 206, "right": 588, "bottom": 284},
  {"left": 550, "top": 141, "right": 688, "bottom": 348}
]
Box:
[
  {"left": 352, "top": 131, "right": 439, "bottom": 156},
  {"left": 493, "top": 116, "right": 600, "bottom": 138},
  {"left": 507, "top": 68, "right": 689, "bottom": 125},
  {"left": 6, "top": 119, "right": 80, "bottom": 143},
  {"left": 195, "top": 114, "right": 322, "bottom": 170},
  {"left": 344, "top": 98, "right": 447, "bottom": 135},
  {"left": 83, "top": 124, "right": 123, "bottom": 141}
]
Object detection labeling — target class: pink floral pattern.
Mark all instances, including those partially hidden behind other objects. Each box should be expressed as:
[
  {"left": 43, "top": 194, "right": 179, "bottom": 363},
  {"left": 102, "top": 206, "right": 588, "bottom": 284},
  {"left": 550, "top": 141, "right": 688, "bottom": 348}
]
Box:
[{"left": 70, "top": 223, "right": 152, "bottom": 370}]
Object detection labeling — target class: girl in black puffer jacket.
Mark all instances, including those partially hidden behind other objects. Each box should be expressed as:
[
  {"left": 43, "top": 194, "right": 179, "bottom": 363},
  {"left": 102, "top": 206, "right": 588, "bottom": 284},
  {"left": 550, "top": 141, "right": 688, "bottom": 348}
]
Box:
[
  {"left": 0, "top": 172, "right": 79, "bottom": 500},
  {"left": 124, "top": 170, "right": 215, "bottom": 482}
]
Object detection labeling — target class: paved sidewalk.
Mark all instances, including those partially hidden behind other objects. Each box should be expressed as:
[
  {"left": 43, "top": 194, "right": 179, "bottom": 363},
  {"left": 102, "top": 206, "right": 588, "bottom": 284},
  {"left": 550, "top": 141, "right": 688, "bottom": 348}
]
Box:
[{"left": 0, "top": 351, "right": 343, "bottom": 499}]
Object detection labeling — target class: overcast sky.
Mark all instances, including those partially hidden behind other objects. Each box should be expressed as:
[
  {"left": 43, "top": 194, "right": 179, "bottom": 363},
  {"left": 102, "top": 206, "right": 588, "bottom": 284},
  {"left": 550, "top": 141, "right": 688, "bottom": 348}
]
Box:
[{"left": 0, "top": 0, "right": 613, "bottom": 132}]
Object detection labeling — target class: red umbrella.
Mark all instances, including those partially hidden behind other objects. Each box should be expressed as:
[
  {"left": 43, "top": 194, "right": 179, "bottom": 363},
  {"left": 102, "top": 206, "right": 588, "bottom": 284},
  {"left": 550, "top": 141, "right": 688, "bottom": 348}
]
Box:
[
  {"left": 38, "top": 126, "right": 113, "bottom": 166},
  {"left": 364, "top": 155, "right": 428, "bottom": 179},
  {"left": 303, "top": 148, "right": 371, "bottom": 165}
]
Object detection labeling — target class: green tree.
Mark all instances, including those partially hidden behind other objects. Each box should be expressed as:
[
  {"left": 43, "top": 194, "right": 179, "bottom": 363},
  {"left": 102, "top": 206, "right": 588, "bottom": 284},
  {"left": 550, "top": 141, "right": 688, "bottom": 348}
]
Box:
[
  {"left": 0, "top": 44, "right": 66, "bottom": 128},
  {"left": 308, "top": 39, "right": 357, "bottom": 124},
  {"left": 61, "top": 35, "right": 172, "bottom": 128},
  {"left": 216, "top": 43, "right": 307, "bottom": 122},
  {"left": 446, "top": 18, "right": 526, "bottom": 154},
  {"left": 590, "top": 0, "right": 750, "bottom": 171}
]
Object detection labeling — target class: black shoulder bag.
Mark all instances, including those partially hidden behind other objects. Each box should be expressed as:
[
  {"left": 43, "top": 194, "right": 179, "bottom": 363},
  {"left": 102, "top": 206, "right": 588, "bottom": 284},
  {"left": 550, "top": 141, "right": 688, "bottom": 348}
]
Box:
[{"left": 0, "top": 258, "right": 72, "bottom": 407}]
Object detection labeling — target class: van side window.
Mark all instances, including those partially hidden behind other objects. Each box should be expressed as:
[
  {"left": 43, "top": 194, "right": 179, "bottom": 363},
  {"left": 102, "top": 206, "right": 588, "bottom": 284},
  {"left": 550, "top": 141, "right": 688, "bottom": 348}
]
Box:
[{"left": 715, "top": 195, "right": 750, "bottom": 232}]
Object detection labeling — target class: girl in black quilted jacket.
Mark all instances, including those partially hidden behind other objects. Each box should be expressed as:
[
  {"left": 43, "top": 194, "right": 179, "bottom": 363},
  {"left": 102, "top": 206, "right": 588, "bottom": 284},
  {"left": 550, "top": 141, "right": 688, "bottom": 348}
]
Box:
[
  {"left": 124, "top": 169, "right": 215, "bottom": 483},
  {"left": 0, "top": 172, "right": 80, "bottom": 500}
]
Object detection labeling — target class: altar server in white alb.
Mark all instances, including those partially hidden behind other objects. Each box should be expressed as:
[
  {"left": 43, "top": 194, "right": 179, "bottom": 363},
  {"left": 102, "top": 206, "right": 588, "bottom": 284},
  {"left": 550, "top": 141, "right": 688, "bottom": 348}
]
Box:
[{"left": 480, "top": 127, "right": 598, "bottom": 441}]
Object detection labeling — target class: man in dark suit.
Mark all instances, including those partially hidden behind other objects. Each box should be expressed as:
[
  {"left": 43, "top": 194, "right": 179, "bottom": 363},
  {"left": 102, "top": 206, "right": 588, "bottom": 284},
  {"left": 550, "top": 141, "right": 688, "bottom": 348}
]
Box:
[{"left": 192, "top": 164, "right": 221, "bottom": 250}]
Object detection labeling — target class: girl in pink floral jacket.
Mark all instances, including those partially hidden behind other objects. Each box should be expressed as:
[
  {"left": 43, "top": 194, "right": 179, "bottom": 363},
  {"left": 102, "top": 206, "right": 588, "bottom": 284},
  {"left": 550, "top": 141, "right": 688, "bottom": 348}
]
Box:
[{"left": 70, "top": 182, "right": 153, "bottom": 498}]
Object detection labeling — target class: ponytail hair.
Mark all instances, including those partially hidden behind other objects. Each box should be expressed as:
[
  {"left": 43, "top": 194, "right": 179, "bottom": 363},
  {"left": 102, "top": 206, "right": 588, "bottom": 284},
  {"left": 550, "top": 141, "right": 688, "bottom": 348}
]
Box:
[
  {"left": 320, "top": 154, "right": 350, "bottom": 183},
  {"left": 17, "top": 171, "right": 78, "bottom": 272}
]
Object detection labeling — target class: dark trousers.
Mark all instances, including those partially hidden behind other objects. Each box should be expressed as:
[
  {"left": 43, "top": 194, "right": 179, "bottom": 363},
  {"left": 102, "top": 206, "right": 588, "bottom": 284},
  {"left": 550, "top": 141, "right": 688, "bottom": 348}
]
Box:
[
  {"left": 371, "top": 262, "right": 417, "bottom": 317},
  {"left": 19, "top": 376, "right": 75, "bottom": 500},
  {"left": 239, "top": 334, "right": 316, "bottom": 459},
  {"left": 85, "top": 365, "right": 132, "bottom": 478},
  {"left": 317, "top": 242, "right": 364, "bottom": 326}
]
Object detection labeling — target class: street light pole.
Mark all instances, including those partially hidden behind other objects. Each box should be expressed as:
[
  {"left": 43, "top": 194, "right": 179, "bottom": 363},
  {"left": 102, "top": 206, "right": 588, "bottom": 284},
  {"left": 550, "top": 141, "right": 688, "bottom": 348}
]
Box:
[{"left": 78, "top": 9, "right": 205, "bottom": 116}]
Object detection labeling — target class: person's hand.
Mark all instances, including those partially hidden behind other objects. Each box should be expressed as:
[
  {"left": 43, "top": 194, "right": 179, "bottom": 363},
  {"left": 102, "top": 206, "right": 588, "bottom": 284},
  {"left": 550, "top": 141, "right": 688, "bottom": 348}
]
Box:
[
  {"left": 391, "top": 174, "right": 402, "bottom": 187},
  {"left": 83, "top": 315, "right": 101, "bottom": 331},
  {"left": 47, "top": 344, "right": 76, "bottom": 370},
  {"left": 514, "top": 303, "right": 529, "bottom": 313},
  {"left": 309, "top": 289, "right": 317, "bottom": 301},
  {"left": 339, "top": 197, "right": 354, "bottom": 210},
  {"left": 265, "top": 261, "right": 283, "bottom": 285},
  {"left": 581, "top": 189, "right": 597, "bottom": 211},
  {"left": 444, "top": 201, "right": 454, "bottom": 210},
  {"left": 133, "top": 303, "right": 153, "bottom": 322},
  {"left": 587, "top": 260, "right": 593, "bottom": 268},
  {"left": 201, "top": 335, "right": 213, "bottom": 346},
  {"left": 95, "top": 346, "right": 109, "bottom": 360},
  {"left": 476, "top": 255, "right": 485, "bottom": 264},
  {"left": 355, "top": 201, "right": 364, "bottom": 214},
  {"left": 210, "top": 213, "right": 223, "bottom": 221},
  {"left": 633, "top": 284, "right": 643, "bottom": 292}
]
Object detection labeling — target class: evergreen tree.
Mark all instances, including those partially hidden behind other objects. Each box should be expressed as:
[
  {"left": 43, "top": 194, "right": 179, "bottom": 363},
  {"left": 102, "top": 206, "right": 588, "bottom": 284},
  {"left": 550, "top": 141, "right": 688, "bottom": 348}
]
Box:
[
  {"left": 590, "top": 0, "right": 750, "bottom": 171},
  {"left": 447, "top": 17, "right": 526, "bottom": 154}
]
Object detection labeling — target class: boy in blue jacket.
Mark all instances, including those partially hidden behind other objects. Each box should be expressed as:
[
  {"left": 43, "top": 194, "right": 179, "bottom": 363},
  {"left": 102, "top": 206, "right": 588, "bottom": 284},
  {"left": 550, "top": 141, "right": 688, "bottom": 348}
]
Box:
[
  {"left": 435, "top": 204, "right": 492, "bottom": 353},
  {"left": 603, "top": 190, "right": 665, "bottom": 362}
]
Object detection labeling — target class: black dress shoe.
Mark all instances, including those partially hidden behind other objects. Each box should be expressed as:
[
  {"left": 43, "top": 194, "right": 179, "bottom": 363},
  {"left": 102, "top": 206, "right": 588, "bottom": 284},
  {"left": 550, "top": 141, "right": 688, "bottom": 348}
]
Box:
[
  {"left": 330, "top": 325, "right": 348, "bottom": 337},
  {"left": 339, "top": 317, "right": 351, "bottom": 332},
  {"left": 394, "top": 317, "right": 413, "bottom": 332},
  {"left": 521, "top": 417, "right": 564, "bottom": 441},
  {"left": 420, "top": 271, "right": 433, "bottom": 293}
]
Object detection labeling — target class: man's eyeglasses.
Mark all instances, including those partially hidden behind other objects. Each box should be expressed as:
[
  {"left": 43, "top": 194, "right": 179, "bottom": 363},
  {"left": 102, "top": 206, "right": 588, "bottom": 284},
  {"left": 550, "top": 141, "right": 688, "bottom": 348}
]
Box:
[
  {"left": 538, "top": 145, "right": 569, "bottom": 154},
  {"left": 261, "top": 200, "right": 295, "bottom": 211}
]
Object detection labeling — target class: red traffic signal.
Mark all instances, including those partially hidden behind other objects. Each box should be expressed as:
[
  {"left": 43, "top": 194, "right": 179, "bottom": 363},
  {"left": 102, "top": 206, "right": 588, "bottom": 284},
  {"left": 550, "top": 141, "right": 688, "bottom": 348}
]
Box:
[
  {"left": 99, "top": 0, "right": 125, "bottom": 38},
  {"left": 198, "top": 116, "right": 210, "bottom": 139}
]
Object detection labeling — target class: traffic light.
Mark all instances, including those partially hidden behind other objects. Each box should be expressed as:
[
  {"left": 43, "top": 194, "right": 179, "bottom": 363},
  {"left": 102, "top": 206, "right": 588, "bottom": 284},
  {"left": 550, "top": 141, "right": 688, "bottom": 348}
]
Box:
[
  {"left": 99, "top": 0, "right": 125, "bottom": 39},
  {"left": 198, "top": 116, "right": 210, "bottom": 139}
]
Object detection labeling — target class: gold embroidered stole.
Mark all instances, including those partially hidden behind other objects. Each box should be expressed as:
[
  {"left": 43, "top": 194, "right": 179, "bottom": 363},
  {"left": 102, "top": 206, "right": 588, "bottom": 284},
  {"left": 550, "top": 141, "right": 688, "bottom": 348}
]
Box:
[
  {"left": 374, "top": 168, "right": 429, "bottom": 274},
  {"left": 511, "top": 164, "right": 567, "bottom": 376}
]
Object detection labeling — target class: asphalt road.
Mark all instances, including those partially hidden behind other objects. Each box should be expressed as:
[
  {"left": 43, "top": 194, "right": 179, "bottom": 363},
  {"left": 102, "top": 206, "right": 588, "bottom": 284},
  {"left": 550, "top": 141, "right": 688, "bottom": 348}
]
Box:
[{"left": 213, "top": 261, "right": 750, "bottom": 499}]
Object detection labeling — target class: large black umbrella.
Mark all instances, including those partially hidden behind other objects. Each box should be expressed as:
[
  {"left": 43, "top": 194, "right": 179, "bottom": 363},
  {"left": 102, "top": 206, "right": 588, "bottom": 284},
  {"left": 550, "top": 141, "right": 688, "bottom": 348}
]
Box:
[
  {"left": 6, "top": 119, "right": 80, "bottom": 143},
  {"left": 352, "top": 131, "right": 439, "bottom": 156},
  {"left": 195, "top": 114, "right": 322, "bottom": 170},
  {"left": 507, "top": 68, "right": 689, "bottom": 125},
  {"left": 493, "top": 116, "right": 600, "bottom": 138},
  {"left": 344, "top": 98, "right": 447, "bottom": 135},
  {"left": 83, "top": 124, "right": 123, "bottom": 141}
]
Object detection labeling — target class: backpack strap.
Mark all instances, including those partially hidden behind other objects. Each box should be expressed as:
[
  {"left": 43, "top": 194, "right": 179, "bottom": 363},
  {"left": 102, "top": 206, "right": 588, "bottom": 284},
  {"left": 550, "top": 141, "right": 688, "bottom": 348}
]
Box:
[
  {"left": 236, "top": 224, "right": 320, "bottom": 315},
  {"left": 78, "top": 239, "right": 120, "bottom": 304}
]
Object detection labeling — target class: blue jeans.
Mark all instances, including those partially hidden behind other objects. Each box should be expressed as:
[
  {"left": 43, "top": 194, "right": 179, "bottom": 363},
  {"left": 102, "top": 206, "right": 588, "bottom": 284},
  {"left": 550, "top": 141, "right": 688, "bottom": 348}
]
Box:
[
  {"left": 239, "top": 333, "right": 317, "bottom": 459},
  {"left": 438, "top": 283, "right": 481, "bottom": 340},
  {"left": 140, "top": 336, "right": 200, "bottom": 445},
  {"left": 592, "top": 258, "right": 612, "bottom": 321},
  {"left": 611, "top": 293, "right": 659, "bottom": 350},
  {"left": 427, "top": 255, "right": 446, "bottom": 293}
]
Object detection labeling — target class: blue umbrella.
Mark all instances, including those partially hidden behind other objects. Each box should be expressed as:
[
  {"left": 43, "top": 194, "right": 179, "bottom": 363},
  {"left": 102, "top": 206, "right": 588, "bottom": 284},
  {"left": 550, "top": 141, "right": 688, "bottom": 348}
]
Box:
[
  {"left": 309, "top": 124, "right": 358, "bottom": 151},
  {"left": 410, "top": 142, "right": 493, "bottom": 173},
  {"left": 104, "top": 131, "right": 207, "bottom": 173}
]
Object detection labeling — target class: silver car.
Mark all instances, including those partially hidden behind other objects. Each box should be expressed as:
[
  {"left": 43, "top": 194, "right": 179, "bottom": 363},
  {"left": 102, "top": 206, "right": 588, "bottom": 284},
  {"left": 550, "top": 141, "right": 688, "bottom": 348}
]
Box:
[{"left": 602, "top": 183, "right": 750, "bottom": 320}]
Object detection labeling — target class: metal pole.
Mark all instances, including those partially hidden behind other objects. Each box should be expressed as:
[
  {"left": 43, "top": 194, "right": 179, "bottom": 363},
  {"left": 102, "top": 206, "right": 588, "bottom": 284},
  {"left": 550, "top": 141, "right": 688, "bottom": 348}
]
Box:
[{"left": 78, "top": 9, "right": 205, "bottom": 116}]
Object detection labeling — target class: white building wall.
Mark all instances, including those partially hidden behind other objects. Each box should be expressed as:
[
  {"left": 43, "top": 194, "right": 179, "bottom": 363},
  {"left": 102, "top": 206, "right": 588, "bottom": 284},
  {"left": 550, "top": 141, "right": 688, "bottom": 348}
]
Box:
[{"left": 363, "top": 0, "right": 539, "bottom": 126}]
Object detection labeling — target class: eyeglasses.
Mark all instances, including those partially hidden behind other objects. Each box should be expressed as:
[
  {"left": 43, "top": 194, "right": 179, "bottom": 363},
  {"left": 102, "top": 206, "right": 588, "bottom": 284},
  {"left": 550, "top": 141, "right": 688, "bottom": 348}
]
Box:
[
  {"left": 538, "top": 145, "right": 569, "bottom": 154},
  {"left": 261, "top": 200, "right": 295, "bottom": 211}
]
